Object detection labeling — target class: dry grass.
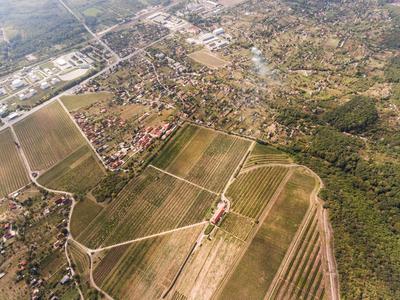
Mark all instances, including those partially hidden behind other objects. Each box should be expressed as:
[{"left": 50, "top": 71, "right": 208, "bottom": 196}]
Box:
[{"left": 188, "top": 50, "right": 229, "bottom": 69}]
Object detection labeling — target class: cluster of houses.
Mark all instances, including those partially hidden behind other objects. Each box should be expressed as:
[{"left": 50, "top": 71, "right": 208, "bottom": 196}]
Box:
[
  {"left": 133, "top": 123, "right": 175, "bottom": 152},
  {"left": 2, "top": 222, "right": 17, "bottom": 244}
]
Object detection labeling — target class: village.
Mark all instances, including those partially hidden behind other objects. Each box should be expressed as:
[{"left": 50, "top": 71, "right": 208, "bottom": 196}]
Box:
[{"left": 0, "top": 186, "right": 76, "bottom": 299}]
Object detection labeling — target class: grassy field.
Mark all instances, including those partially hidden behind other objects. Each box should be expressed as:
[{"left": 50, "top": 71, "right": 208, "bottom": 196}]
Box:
[
  {"left": 188, "top": 50, "right": 229, "bottom": 69},
  {"left": 93, "top": 225, "right": 202, "bottom": 299},
  {"left": 70, "top": 198, "right": 103, "bottom": 238},
  {"left": 60, "top": 92, "right": 113, "bottom": 111},
  {"left": 0, "top": 128, "right": 30, "bottom": 197},
  {"left": 75, "top": 167, "right": 217, "bottom": 248},
  {"left": 271, "top": 208, "right": 326, "bottom": 300},
  {"left": 219, "top": 168, "right": 316, "bottom": 300},
  {"left": 153, "top": 124, "right": 251, "bottom": 193},
  {"left": 171, "top": 229, "right": 245, "bottom": 300},
  {"left": 13, "top": 101, "right": 86, "bottom": 171},
  {"left": 242, "top": 143, "right": 292, "bottom": 170},
  {"left": 227, "top": 166, "right": 290, "bottom": 218},
  {"left": 37, "top": 145, "right": 106, "bottom": 195}
]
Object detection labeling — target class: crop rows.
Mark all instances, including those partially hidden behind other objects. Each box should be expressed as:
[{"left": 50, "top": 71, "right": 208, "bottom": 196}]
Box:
[
  {"left": 272, "top": 208, "right": 326, "bottom": 300},
  {"left": 185, "top": 136, "right": 250, "bottom": 193},
  {"left": 227, "top": 166, "right": 289, "bottom": 218},
  {"left": 155, "top": 124, "right": 251, "bottom": 193},
  {"left": 219, "top": 213, "right": 254, "bottom": 241},
  {"left": 0, "top": 128, "right": 30, "bottom": 197},
  {"left": 76, "top": 167, "right": 216, "bottom": 248},
  {"left": 94, "top": 226, "right": 201, "bottom": 299},
  {"left": 14, "top": 101, "right": 85, "bottom": 171},
  {"left": 242, "top": 154, "right": 292, "bottom": 170},
  {"left": 68, "top": 241, "right": 90, "bottom": 276}
]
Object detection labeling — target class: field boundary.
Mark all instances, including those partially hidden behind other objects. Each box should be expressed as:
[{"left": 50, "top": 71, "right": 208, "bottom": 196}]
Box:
[
  {"left": 149, "top": 164, "right": 220, "bottom": 195},
  {"left": 57, "top": 98, "right": 107, "bottom": 170},
  {"left": 91, "top": 221, "right": 207, "bottom": 253},
  {"left": 212, "top": 167, "right": 295, "bottom": 299}
]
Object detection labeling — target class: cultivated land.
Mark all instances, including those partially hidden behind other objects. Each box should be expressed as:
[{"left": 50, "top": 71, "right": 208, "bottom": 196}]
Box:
[
  {"left": 169, "top": 229, "right": 245, "bottom": 300},
  {"left": 153, "top": 124, "right": 251, "bottom": 193},
  {"left": 68, "top": 240, "right": 92, "bottom": 297},
  {"left": 242, "top": 143, "right": 292, "bottom": 170},
  {"left": 270, "top": 207, "right": 327, "bottom": 300},
  {"left": 227, "top": 166, "right": 290, "bottom": 218},
  {"left": 92, "top": 225, "right": 203, "bottom": 299},
  {"left": 63, "top": 126, "right": 336, "bottom": 299},
  {"left": 75, "top": 166, "right": 217, "bottom": 248},
  {"left": 37, "top": 145, "right": 106, "bottom": 195},
  {"left": 188, "top": 50, "right": 229, "bottom": 69},
  {"left": 13, "top": 101, "right": 86, "bottom": 171},
  {"left": 219, "top": 168, "right": 318, "bottom": 300},
  {"left": 0, "top": 128, "right": 30, "bottom": 197},
  {"left": 70, "top": 198, "right": 104, "bottom": 238},
  {"left": 60, "top": 92, "right": 114, "bottom": 111}
]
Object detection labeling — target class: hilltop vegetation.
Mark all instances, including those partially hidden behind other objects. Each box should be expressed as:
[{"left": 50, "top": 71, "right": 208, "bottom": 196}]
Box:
[{"left": 324, "top": 96, "right": 378, "bottom": 133}]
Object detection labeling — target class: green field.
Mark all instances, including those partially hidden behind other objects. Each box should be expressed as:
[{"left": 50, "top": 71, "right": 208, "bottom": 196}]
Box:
[
  {"left": 75, "top": 167, "right": 217, "bottom": 248},
  {"left": 153, "top": 124, "right": 251, "bottom": 193},
  {"left": 37, "top": 145, "right": 106, "bottom": 195},
  {"left": 60, "top": 92, "right": 113, "bottom": 111},
  {"left": 219, "top": 168, "right": 316, "bottom": 300},
  {"left": 93, "top": 225, "right": 202, "bottom": 299},
  {"left": 0, "top": 128, "right": 30, "bottom": 197},
  {"left": 227, "top": 166, "right": 290, "bottom": 218},
  {"left": 14, "top": 101, "right": 86, "bottom": 171},
  {"left": 70, "top": 197, "right": 104, "bottom": 238}
]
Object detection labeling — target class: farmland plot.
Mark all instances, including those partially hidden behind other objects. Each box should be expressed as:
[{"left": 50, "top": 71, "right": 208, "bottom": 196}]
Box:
[
  {"left": 61, "top": 92, "right": 113, "bottom": 111},
  {"left": 37, "top": 145, "right": 106, "bottom": 195},
  {"left": 93, "top": 225, "right": 202, "bottom": 299},
  {"left": 70, "top": 197, "right": 103, "bottom": 238},
  {"left": 68, "top": 241, "right": 92, "bottom": 297},
  {"left": 271, "top": 208, "right": 327, "bottom": 300},
  {"left": 75, "top": 167, "right": 217, "bottom": 248},
  {"left": 226, "top": 166, "right": 290, "bottom": 218},
  {"left": 169, "top": 229, "right": 245, "bottom": 300},
  {"left": 153, "top": 124, "right": 251, "bottom": 193},
  {"left": 242, "top": 143, "right": 292, "bottom": 170},
  {"left": 219, "top": 168, "right": 316, "bottom": 300},
  {"left": 14, "top": 101, "right": 86, "bottom": 171},
  {"left": 0, "top": 128, "right": 30, "bottom": 196},
  {"left": 188, "top": 50, "right": 229, "bottom": 69}
]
